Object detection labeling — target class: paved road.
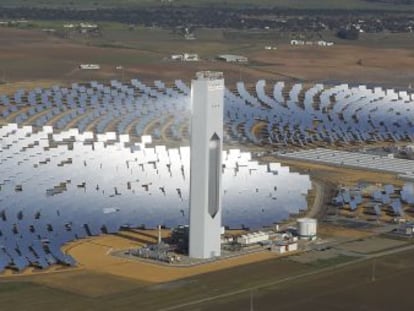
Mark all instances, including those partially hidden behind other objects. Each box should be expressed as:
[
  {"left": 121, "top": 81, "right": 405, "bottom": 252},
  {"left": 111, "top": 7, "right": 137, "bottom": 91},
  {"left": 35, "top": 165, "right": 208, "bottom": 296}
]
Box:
[{"left": 307, "top": 180, "right": 325, "bottom": 219}]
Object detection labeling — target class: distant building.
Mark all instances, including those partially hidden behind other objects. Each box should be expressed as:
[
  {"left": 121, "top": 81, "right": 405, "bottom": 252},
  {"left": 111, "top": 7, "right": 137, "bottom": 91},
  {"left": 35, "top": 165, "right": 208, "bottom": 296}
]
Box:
[
  {"left": 11, "top": 19, "right": 28, "bottom": 25},
  {"left": 291, "top": 39, "right": 334, "bottom": 47},
  {"left": 397, "top": 223, "right": 414, "bottom": 236},
  {"left": 0, "top": 19, "right": 28, "bottom": 26},
  {"left": 183, "top": 53, "right": 199, "bottom": 61},
  {"left": 79, "top": 64, "right": 100, "bottom": 70},
  {"left": 80, "top": 23, "right": 98, "bottom": 29},
  {"left": 317, "top": 40, "right": 335, "bottom": 47},
  {"left": 216, "top": 54, "right": 248, "bottom": 63},
  {"left": 42, "top": 29, "right": 56, "bottom": 33},
  {"left": 184, "top": 33, "right": 196, "bottom": 40},
  {"left": 170, "top": 53, "right": 199, "bottom": 62},
  {"left": 290, "top": 40, "right": 305, "bottom": 46},
  {"left": 237, "top": 231, "right": 269, "bottom": 246},
  {"left": 171, "top": 54, "right": 184, "bottom": 61}
]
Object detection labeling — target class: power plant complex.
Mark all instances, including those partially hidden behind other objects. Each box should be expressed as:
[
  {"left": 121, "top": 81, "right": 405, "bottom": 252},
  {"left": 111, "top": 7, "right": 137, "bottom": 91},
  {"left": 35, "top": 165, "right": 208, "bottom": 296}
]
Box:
[{"left": 6, "top": 71, "right": 414, "bottom": 271}]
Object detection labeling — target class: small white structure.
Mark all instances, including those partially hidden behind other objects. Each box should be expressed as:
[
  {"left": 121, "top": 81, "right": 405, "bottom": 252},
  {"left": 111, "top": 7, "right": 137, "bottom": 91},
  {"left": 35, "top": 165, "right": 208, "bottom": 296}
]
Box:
[
  {"left": 398, "top": 223, "right": 414, "bottom": 236},
  {"left": 216, "top": 54, "right": 248, "bottom": 63},
  {"left": 290, "top": 40, "right": 305, "bottom": 46},
  {"left": 183, "top": 53, "right": 199, "bottom": 61},
  {"left": 171, "top": 54, "right": 184, "bottom": 61},
  {"left": 170, "top": 53, "right": 199, "bottom": 62},
  {"left": 221, "top": 236, "right": 234, "bottom": 243},
  {"left": 80, "top": 22, "right": 98, "bottom": 29},
  {"left": 272, "top": 242, "right": 298, "bottom": 254},
  {"left": 237, "top": 231, "right": 269, "bottom": 246},
  {"left": 42, "top": 28, "right": 56, "bottom": 33},
  {"left": 291, "top": 40, "right": 334, "bottom": 47},
  {"left": 79, "top": 64, "right": 100, "bottom": 70},
  {"left": 184, "top": 33, "right": 196, "bottom": 40},
  {"left": 297, "top": 218, "right": 317, "bottom": 240},
  {"left": 317, "top": 40, "right": 335, "bottom": 47}
]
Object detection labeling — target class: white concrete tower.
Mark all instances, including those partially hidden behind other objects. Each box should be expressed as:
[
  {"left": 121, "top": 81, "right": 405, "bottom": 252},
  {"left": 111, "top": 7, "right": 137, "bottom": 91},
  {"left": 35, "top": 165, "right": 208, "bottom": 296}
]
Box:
[{"left": 189, "top": 71, "right": 224, "bottom": 259}]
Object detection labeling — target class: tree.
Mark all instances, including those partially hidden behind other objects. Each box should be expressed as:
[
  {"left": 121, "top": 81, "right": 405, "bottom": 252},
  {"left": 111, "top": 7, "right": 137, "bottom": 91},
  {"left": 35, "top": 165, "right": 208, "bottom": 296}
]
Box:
[{"left": 337, "top": 27, "right": 360, "bottom": 40}]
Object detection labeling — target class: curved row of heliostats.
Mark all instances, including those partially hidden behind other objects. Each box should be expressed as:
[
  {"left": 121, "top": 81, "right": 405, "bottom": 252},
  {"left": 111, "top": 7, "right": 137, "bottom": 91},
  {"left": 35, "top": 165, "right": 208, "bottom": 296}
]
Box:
[
  {"left": 1, "top": 79, "right": 413, "bottom": 145},
  {"left": 0, "top": 124, "right": 311, "bottom": 272}
]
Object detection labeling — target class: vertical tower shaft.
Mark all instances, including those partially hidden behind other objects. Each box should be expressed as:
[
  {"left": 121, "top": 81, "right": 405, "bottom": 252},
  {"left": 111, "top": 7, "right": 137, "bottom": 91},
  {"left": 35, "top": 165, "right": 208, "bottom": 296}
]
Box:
[{"left": 189, "top": 71, "right": 224, "bottom": 259}]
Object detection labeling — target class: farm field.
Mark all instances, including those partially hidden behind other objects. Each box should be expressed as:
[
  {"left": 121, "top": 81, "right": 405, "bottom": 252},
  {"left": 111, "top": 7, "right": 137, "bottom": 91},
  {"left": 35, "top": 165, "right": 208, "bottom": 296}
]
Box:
[
  {"left": 2, "top": 27, "right": 414, "bottom": 88},
  {"left": 1, "top": 0, "right": 413, "bottom": 11},
  {"left": 184, "top": 248, "right": 414, "bottom": 311},
  {"left": 0, "top": 252, "right": 312, "bottom": 310},
  {"left": 1, "top": 242, "right": 413, "bottom": 310}
]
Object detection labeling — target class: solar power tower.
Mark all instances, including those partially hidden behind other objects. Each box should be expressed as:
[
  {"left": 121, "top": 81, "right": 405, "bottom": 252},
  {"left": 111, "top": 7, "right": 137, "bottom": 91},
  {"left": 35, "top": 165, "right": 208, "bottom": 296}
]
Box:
[{"left": 189, "top": 71, "right": 224, "bottom": 259}]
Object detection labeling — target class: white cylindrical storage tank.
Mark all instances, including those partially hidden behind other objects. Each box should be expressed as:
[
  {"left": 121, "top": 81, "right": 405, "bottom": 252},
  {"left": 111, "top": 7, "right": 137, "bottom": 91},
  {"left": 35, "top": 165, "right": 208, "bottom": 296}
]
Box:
[{"left": 297, "top": 218, "right": 317, "bottom": 239}]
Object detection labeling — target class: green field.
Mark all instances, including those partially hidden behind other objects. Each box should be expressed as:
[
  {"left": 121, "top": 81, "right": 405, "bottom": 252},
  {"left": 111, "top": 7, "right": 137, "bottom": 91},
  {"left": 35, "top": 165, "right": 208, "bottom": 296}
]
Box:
[
  {"left": 1, "top": 248, "right": 414, "bottom": 311},
  {"left": 1, "top": 0, "right": 413, "bottom": 11},
  {"left": 0, "top": 258, "right": 312, "bottom": 311}
]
